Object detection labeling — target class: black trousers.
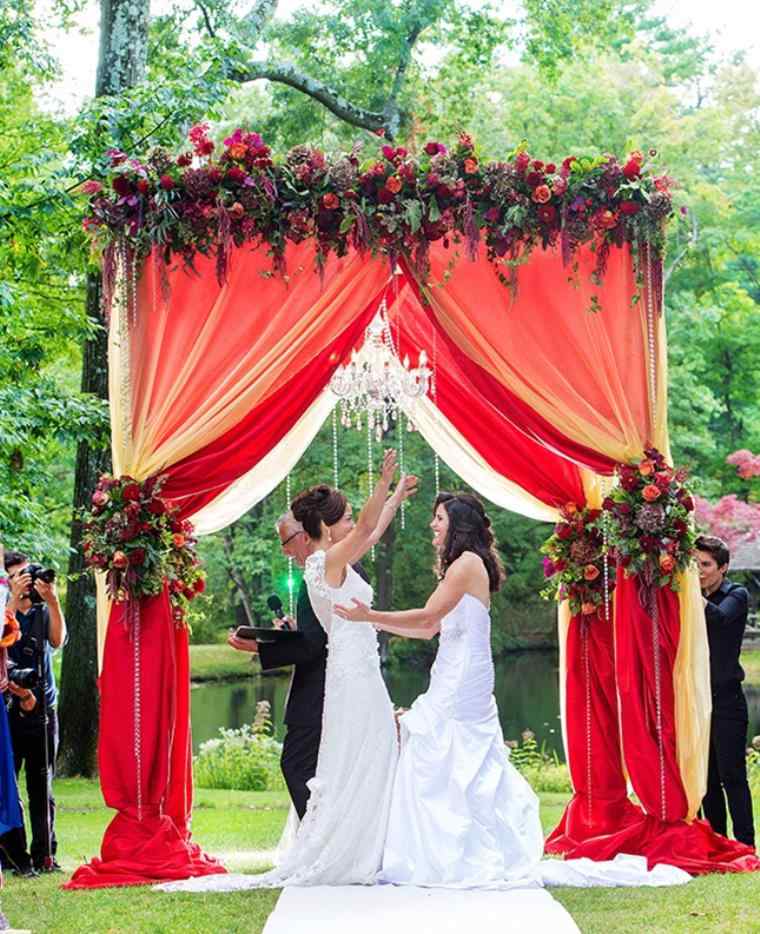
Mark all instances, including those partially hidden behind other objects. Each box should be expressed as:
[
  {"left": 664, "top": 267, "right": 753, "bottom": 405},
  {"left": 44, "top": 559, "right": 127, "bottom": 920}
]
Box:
[
  {"left": 0, "top": 708, "right": 58, "bottom": 869},
  {"left": 281, "top": 723, "right": 321, "bottom": 820},
  {"left": 701, "top": 684, "right": 755, "bottom": 848}
]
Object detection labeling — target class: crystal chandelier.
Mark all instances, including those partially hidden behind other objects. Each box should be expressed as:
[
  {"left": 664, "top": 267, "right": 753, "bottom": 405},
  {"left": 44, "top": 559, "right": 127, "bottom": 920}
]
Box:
[{"left": 330, "top": 301, "right": 432, "bottom": 441}]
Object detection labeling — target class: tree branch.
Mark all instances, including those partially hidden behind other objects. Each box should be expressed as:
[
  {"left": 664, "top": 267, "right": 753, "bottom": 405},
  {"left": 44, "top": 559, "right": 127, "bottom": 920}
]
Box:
[
  {"left": 664, "top": 210, "right": 699, "bottom": 286},
  {"left": 194, "top": 0, "right": 216, "bottom": 38},
  {"left": 230, "top": 59, "right": 389, "bottom": 135}
]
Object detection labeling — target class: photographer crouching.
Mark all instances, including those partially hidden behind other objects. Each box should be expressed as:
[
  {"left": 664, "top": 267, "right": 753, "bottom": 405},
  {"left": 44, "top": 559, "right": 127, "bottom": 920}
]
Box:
[{"left": 0, "top": 550, "right": 66, "bottom": 876}]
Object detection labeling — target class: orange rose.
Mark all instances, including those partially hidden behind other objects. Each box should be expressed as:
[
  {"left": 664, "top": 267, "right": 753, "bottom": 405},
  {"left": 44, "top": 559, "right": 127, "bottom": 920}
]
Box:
[
  {"left": 173, "top": 533, "right": 186, "bottom": 549},
  {"left": 581, "top": 602, "right": 596, "bottom": 615},
  {"left": 385, "top": 175, "right": 402, "bottom": 193},
  {"left": 583, "top": 564, "right": 600, "bottom": 581},
  {"left": 629, "top": 150, "right": 644, "bottom": 165},
  {"left": 228, "top": 142, "right": 247, "bottom": 160},
  {"left": 659, "top": 554, "right": 676, "bottom": 573},
  {"left": 532, "top": 184, "right": 551, "bottom": 204},
  {"left": 229, "top": 202, "right": 244, "bottom": 218},
  {"left": 463, "top": 158, "right": 478, "bottom": 174},
  {"left": 638, "top": 459, "right": 654, "bottom": 476},
  {"left": 564, "top": 502, "right": 578, "bottom": 515}
]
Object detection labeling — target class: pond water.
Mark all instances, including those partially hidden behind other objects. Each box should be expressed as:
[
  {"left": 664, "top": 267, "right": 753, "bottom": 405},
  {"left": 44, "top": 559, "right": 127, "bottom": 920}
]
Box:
[
  {"left": 190, "top": 652, "right": 760, "bottom": 759},
  {"left": 190, "top": 650, "right": 564, "bottom": 757}
]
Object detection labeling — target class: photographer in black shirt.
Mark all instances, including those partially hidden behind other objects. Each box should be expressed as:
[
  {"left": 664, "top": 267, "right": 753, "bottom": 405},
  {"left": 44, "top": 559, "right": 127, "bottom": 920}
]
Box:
[
  {"left": 696, "top": 535, "right": 755, "bottom": 849},
  {"left": 0, "top": 550, "right": 67, "bottom": 874}
]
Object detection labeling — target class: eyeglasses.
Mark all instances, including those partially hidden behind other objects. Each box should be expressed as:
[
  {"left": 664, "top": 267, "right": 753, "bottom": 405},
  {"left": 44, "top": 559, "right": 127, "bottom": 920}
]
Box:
[{"left": 280, "top": 530, "right": 304, "bottom": 547}]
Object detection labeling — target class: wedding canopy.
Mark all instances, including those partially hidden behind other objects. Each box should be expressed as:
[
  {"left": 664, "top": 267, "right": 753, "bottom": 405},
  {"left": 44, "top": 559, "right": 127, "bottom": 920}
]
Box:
[{"left": 66, "top": 132, "right": 760, "bottom": 888}]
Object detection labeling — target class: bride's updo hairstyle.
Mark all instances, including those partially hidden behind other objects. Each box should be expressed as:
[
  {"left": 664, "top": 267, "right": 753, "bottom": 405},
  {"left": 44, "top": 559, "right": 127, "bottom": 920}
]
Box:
[
  {"left": 291, "top": 484, "right": 348, "bottom": 540},
  {"left": 436, "top": 492, "right": 505, "bottom": 593}
]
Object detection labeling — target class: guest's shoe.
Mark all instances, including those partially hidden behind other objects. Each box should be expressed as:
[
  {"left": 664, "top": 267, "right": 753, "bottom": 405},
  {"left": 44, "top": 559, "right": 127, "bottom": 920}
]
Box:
[{"left": 32, "top": 858, "right": 62, "bottom": 873}]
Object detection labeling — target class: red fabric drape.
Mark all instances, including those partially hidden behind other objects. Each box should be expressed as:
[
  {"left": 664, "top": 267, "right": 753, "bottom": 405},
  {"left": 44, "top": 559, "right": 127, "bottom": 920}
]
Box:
[
  {"left": 160, "top": 293, "right": 382, "bottom": 514},
  {"left": 545, "top": 611, "right": 641, "bottom": 851},
  {"left": 65, "top": 591, "right": 224, "bottom": 888}
]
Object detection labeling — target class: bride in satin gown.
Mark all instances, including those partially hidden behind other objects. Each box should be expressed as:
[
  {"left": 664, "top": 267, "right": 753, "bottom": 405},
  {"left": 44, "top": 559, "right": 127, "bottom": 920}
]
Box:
[{"left": 336, "top": 491, "right": 544, "bottom": 888}]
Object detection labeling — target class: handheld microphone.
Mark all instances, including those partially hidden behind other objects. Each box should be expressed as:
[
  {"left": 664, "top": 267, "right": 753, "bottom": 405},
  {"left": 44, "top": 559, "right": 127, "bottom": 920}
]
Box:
[{"left": 267, "top": 594, "right": 291, "bottom": 630}]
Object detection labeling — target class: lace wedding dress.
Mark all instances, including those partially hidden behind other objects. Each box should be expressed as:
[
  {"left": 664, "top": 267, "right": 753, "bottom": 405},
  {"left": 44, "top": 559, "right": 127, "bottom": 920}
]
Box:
[{"left": 158, "top": 551, "right": 398, "bottom": 892}]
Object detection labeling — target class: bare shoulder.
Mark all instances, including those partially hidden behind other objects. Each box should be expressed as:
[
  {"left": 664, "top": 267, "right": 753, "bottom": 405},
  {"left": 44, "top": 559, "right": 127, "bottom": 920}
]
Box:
[{"left": 449, "top": 551, "right": 487, "bottom": 578}]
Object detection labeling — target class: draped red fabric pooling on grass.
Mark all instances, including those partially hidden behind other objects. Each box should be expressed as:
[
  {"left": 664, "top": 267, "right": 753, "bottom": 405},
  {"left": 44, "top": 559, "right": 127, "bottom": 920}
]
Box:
[{"left": 65, "top": 591, "right": 225, "bottom": 888}]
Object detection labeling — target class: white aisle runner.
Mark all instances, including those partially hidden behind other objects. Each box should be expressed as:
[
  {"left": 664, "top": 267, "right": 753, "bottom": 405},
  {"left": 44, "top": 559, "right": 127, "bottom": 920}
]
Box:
[{"left": 261, "top": 884, "right": 580, "bottom": 934}]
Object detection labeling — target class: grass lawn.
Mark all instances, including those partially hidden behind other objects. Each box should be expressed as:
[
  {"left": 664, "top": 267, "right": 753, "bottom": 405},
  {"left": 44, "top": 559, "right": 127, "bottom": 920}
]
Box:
[
  {"left": 188, "top": 643, "right": 258, "bottom": 682},
  {"left": 2, "top": 782, "right": 759, "bottom": 933},
  {"left": 743, "top": 649, "right": 760, "bottom": 682}
]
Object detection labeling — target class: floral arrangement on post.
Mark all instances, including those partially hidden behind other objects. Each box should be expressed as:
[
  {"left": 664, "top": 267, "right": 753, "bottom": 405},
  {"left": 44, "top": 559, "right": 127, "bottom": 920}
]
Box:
[
  {"left": 540, "top": 503, "right": 615, "bottom": 618},
  {"left": 83, "top": 474, "right": 206, "bottom": 625},
  {"left": 602, "top": 447, "right": 696, "bottom": 601},
  {"left": 79, "top": 123, "right": 673, "bottom": 297}
]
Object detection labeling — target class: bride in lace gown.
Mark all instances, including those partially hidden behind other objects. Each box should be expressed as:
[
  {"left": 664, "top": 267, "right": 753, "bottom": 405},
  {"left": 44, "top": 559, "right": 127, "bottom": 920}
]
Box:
[
  {"left": 159, "top": 450, "right": 409, "bottom": 893},
  {"left": 335, "top": 492, "right": 544, "bottom": 888}
]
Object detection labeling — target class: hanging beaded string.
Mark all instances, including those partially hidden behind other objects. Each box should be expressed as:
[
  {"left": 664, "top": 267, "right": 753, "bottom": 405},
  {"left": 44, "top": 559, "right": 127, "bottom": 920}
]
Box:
[
  {"left": 581, "top": 617, "right": 593, "bottom": 827},
  {"left": 331, "top": 406, "right": 339, "bottom": 488},
  {"left": 398, "top": 410, "right": 406, "bottom": 530},
  {"left": 434, "top": 452, "right": 441, "bottom": 499},
  {"left": 367, "top": 417, "right": 375, "bottom": 561},
  {"left": 653, "top": 598, "right": 667, "bottom": 821},
  {"left": 286, "top": 471, "right": 294, "bottom": 618},
  {"left": 432, "top": 318, "right": 440, "bottom": 498},
  {"left": 644, "top": 240, "right": 658, "bottom": 431}
]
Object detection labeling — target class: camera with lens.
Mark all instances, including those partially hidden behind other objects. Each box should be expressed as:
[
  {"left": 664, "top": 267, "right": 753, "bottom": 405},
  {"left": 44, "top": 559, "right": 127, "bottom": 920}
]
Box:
[
  {"left": 8, "top": 666, "right": 39, "bottom": 689},
  {"left": 24, "top": 564, "right": 56, "bottom": 605}
]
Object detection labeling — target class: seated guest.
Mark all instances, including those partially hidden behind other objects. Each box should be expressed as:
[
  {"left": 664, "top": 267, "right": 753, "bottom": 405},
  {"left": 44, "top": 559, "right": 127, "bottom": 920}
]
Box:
[{"left": 697, "top": 535, "right": 755, "bottom": 848}]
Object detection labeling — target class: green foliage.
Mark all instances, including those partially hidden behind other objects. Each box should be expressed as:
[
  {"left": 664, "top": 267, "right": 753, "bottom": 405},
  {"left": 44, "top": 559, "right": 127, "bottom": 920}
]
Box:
[
  {"left": 506, "top": 728, "right": 572, "bottom": 793},
  {"left": 194, "top": 703, "right": 286, "bottom": 791}
]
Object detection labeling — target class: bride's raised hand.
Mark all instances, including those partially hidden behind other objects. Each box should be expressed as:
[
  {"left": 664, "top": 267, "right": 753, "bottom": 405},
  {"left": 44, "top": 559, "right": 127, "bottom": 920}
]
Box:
[
  {"left": 393, "top": 474, "right": 418, "bottom": 503},
  {"left": 334, "top": 598, "right": 372, "bottom": 622},
  {"left": 379, "top": 448, "right": 398, "bottom": 486}
]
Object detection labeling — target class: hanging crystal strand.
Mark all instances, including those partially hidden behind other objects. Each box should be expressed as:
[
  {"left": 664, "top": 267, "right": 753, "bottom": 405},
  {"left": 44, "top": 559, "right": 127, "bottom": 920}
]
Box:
[
  {"left": 399, "top": 410, "right": 406, "bottom": 530},
  {"left": 131, "top": 600, "right": 143, "bottom": 822},
  {"left": 582, "top": 617, "right": 593, "bottom": 827},
  {"left": 644, "top": 239, "right": 658, "bottom": 434},
  {"left": 367, "top": 416, "right": 375, "bottom": 561},
  {"left": 602, "top": 511, "right": 611, "bottom": 622},
  {"left": 434, "top": 451, "right": 441, "bottom": 499},
  {"left": 652, "top": 597, "right": 667, "bottom": 821},
  {"left": 331, "top": 406, "right": 339, "bottom": 488},
  {"left": 286, "top": 472, "right": 294, "bottom": 618}
]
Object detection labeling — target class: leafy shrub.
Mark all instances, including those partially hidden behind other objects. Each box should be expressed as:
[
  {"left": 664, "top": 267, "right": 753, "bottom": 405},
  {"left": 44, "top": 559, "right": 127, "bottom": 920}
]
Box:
[
  {"left": 507, "top": 728, "right": 572, "bottom": 793},
  {"left": 194, "top": 701, "right": 285, "bottom": 791}
]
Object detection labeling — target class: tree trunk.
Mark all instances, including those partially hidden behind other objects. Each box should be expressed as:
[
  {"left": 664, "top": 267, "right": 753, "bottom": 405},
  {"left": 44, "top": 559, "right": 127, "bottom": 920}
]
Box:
[{"left": 58, "top": 0, "right": 150, "bottom": 776}]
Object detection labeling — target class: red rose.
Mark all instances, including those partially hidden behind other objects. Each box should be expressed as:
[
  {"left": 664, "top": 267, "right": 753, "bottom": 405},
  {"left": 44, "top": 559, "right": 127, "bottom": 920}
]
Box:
[
  {"left": 654, "top": 470, "right": 672, "bottom": 490},
  {"left": 322, "top": 192, "right": 340, "bottom": 210},
  {"left": 623, "top": 159, "right": 641, "bottom": 180},
  {"left": 525, "top": 171, "right": 543, "bottom": 188},
  {"left": 378, "top": 187, "right": 396, "bottom": 204},
  {"left": 617, "top": 502, "right": 632, "bottom": 515},
  {"left": 177, "top": 153, "right": 192, "bottom": 167},
  {"left": 619, "top": 201, "right": 641, "bottom": 215},
  {"left": 159, "top": 175, "right": 175, "bottom": 190},
  {"left": 122, "top": 482, "right": 141, "bottom": 501},
  {"left": 532, "top": 160, "right": 544, "bottom": 171},
  {"left": 619, "top": 473, "right": 639, "bottom": 492},
  {"left": 538, "top": 204, "right": 556, "bottom": 224},
  {"left": 532, "top": 184, "right": 551, "bottom": 204},
  {"left": 515, "top": 152, "right": 531, "bottom": 173},
  {"left": 148, "top": 498, "right": 166, "bottom": 515},
  {"left": 226, "top": 165, "right": 246, "bottom": 184},
  {"left": 112, "top": 175, "right": 133, "bottom": 197},
  {"left": 602, "top": 497, "right": 615, "bottom": 511},
  {"left": 555, "top": 523, "right": 573, "bottom": 540},
  {"left": 659, "top": 554, "right": 676, "bottom": 573},
  {"left": 553, "top": 559, "right": 568, "bottom": 572},
  {"left": 545, "top": 163, "right": 556, "bottom": 174},
  {"left": 136, "top": 178, "right": 150, "bottom": 195},
  {"left": 680, "top": 494, "right": 694, "bottom": 511},
  {"left": 385, "top": 175, "right": 402, "bottom": 193},
  {"left": 640, "top": 535, "right": 659, "bottom": 552},
  {"left": 193, "top": 577, "right": 206, "bottom": 594},
  {"left": 642, "top": 484, "right": 661, "bottom": 502},
  {"left": 584, "top": 564, "right": 600, "bottom": 581},
  {"left": 129, "top": 548, "right": 146, "bottom": 566},
  {"left": 112, "top": 551, "right": 129, "bottom": 569}
]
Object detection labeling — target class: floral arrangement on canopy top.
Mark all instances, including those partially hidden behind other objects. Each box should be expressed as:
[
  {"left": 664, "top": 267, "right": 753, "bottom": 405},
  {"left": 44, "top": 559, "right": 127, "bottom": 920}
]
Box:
[
  {"left": 83, "top": 474, "right": 206, "bottom": 626},
  {"left": 79, "top": 123, "right": 674, "bottom": 292}
]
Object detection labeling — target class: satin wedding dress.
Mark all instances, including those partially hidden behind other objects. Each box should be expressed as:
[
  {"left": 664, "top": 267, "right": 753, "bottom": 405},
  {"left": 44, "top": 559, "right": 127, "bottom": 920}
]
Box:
[
  {"left": 382, "top": 593, "right": 544, "bottom": 887},
  {"left": 158, "top": 551, "right": 397, "bottom": 892}
]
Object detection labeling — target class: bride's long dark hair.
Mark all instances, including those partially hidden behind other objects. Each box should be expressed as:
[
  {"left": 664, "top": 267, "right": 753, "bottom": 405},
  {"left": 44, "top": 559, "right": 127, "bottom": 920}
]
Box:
[{"left": 434, "top": 492, "right": 505, "bottom": 593}]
